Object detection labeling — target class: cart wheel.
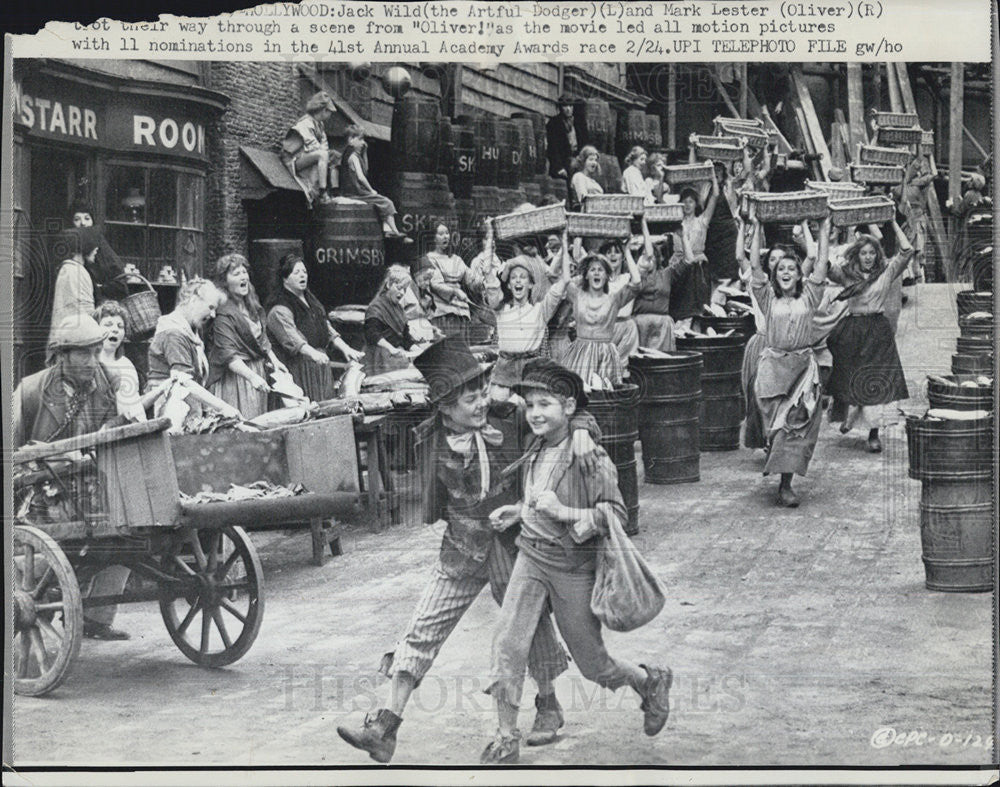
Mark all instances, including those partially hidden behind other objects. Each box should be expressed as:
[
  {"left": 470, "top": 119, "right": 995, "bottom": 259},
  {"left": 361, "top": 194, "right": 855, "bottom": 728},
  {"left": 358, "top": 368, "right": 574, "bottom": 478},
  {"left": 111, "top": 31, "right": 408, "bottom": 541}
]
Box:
[
  {"left": 12, "top": 525, "right": 83, "bottom": 696},
  {"left": 159, "top": 526, "right": 264, "bottom": 668}
]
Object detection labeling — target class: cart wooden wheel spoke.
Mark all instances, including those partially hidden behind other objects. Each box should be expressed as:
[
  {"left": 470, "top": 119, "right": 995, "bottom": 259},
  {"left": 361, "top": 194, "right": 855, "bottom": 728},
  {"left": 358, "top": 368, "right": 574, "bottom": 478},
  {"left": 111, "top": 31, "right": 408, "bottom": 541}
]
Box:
[
  {"left": 159, "top": 526, "right": 264, "bottom": 668},
  {"left": 12, "top": 525, "right": 83, "bottom": 696}
]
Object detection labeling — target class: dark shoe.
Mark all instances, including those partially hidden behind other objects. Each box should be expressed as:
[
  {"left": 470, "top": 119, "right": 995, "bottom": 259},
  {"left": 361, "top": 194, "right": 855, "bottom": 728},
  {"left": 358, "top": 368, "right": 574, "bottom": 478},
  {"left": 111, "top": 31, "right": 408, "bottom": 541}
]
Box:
[
  {"left": 337, "top": 708, "right": 402, "bottom": 763},
  {"left": 901, "top": 276, "right": 916, "bottom": 287},
  {"left": 83, "top": 622, "right": 130, "bottom": 640},
  {"left": 777, "top": 487, "right": 800, "bottom": 508},
  {"left": 480, "top": 729, "right": 520, "bottom": 764},
  {"left": 867, "top": 435, "right": 883, "bottom": 453},
  {"left": 638, "top": 664, "right": 672, "bottom": 736},
  {"left": 526, "top": 693, "right": 564, "bottom": 746}
]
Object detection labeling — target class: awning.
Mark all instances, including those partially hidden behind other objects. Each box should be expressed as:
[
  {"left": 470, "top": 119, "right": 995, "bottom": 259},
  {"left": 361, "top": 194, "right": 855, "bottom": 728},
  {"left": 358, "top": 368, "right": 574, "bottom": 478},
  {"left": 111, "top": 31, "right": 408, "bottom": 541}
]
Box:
[{"left": 240, "top": 146, "right": 303, "bottom": 201}]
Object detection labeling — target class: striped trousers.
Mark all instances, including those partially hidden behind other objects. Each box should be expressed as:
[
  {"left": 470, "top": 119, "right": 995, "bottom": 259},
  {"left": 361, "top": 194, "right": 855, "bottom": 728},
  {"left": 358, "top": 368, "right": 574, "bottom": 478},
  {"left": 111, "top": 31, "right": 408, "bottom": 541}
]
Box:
[{"left": 381, "top": 538, "right": 569, "bottom": 687}]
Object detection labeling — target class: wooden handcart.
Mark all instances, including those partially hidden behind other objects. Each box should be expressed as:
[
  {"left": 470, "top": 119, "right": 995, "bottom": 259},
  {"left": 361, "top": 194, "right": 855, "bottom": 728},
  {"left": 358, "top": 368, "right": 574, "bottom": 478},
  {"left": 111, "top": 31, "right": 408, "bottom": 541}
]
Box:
[{"left": 11, "top": 419, "right": 353, "bottom": 697}]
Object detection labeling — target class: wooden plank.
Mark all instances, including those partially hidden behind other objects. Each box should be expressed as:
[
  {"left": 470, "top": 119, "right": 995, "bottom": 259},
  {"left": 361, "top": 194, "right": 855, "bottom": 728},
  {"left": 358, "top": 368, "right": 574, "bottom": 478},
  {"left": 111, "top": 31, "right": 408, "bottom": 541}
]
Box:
[
  {"left": 708, "top": 66, "right": 741, "bottom": 119},
  {"left": 894, "top": 63, "right": 918, "bottom": 114},
  {"left": 846, "top": 63, "right": 867, "bottom": 150},
  {"left": 739, "top": 63, "right": 748, "bottom": 118},
  {"left": 760, "top": 106, "right": 794, "bottom": 155},
  {"left": 963, "top": 124, "right": 989, "bottom": 160},
  {"left": 830, "top": 123, "right": 846, "bottom": 169},
  {"left": 886, "top": 62, "right": 903, "bottom": 112},
  {"left": 789, "top": 66, "right": 832, "bottom": 179},
  {"left": 13, "top": 418, "right": 171, "bottom": 464},
  {"left": 284, "top": 416, "right": 359, "bottom": 496},
  {"left": 924, "top": 187, "right": 950, "bottom": 280},
  {"left": 793, "top": 104, "right": 823, "bottom": 181}
]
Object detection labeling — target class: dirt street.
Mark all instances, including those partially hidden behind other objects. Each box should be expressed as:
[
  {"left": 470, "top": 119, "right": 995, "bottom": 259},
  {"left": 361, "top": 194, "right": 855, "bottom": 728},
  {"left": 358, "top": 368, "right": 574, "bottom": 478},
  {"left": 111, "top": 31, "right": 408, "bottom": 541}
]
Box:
[{"left": 11, "top": 284, "right": 996, "bottom": 768}]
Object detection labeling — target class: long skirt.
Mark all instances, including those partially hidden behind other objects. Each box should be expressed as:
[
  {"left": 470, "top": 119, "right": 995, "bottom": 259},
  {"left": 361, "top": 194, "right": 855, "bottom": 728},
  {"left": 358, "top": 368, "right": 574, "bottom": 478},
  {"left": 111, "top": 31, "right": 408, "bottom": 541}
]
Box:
[
  {"left": 632, "top": 313, "right": 675, "bottom": 352},
  {"left": 210, "top": 357, "right": 269, "bottom": 419},
  {"left": 756, "top": 364, "right": 823, "bottom": 477},
  {"left": 492, "top": 349, "right": 545, "bottom": 388},
  {"left": 287, "top": 352, "right": 335, "bottom": 403},
  {"left": 741, "top": 332, "right": 767, "bottom": 449},
  {"left": 559, "top": 338, "right": 624, "bottom": 388},
  {"left": 826, "top": 313, "right": 908, "bottom": 406},
  {"left": 612, "top": 318, "right": 639, "bottom": 361}
]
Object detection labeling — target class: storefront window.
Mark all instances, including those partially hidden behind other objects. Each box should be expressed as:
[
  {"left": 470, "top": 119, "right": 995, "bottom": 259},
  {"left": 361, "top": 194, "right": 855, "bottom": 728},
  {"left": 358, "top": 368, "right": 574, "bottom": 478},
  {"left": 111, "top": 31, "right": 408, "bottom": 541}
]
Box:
[{"left": 104, "top": 162, "right": 205, "bottom": 279}]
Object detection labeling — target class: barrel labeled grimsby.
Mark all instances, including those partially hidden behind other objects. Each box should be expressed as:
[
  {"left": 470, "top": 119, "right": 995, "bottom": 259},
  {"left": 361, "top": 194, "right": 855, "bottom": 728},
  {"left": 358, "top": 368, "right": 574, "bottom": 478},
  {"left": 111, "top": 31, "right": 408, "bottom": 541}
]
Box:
[
  {"left": 629, "top": 352, "right": 702, "bottom": 484},
  {"left": 676, "top": 334, "right": 747, "bottom": 451},
  {"left": 309, "top": 202, "right": 385, "bottom": 309}
]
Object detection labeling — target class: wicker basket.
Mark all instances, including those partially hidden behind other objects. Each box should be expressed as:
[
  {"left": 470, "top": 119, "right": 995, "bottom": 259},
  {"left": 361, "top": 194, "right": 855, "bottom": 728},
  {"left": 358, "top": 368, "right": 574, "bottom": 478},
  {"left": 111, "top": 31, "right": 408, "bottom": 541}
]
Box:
[
  {"left": 116, "top": 274, "right": 161, "bottom": 336},
  {"left": 492, "top": 203, "right": 566, "bottom": 241},
  {"left": 663, "top": 162, "right": 715, "bottom": 185},
  {"left": 714, "top": 116, "right": 764, "bottom": 131},
  {"left": 829, "top": 196, "right": 896, "bottom": 227},
  {"left": 692, "top": 135, "right": 745, "bottom": 162},
  {"left": 805, "top": 180, "right": 867, "bottom": 202},
  {"left": 876, "top": 126, "right": 922, "bottom": 146},
  {"left": 644, "top": 203, "right": 685, "bottom": 223},
  {"left": 565, "top": 212, "right": 631, "bottom": 238},
  {"left": 713, "top": 118, "right": 769, "bottom": 148},
  {"left": 850, "top": 163, "right": 905, "bottom": 185},
  {"left": 745, "top": 191, "right": 830, "bottom": 223},
  {"left": 874, "top": 111, "right": 919, "bottom": 128},
  {"left": 860, "top": 145, "right": 913, "bottom": 166},
  {"left": 583, "top": 194, "right": 645, "bottom": 216},
  {"left": 921, "top": 129, "right": 935, "bottom": 155}
]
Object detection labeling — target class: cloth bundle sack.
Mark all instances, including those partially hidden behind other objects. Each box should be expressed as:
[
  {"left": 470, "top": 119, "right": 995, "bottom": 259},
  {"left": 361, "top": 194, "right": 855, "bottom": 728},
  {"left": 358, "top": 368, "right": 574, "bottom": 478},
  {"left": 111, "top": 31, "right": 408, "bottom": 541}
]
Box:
[{"left": 591, "top": 515, "right": 665, "bottom": 632}]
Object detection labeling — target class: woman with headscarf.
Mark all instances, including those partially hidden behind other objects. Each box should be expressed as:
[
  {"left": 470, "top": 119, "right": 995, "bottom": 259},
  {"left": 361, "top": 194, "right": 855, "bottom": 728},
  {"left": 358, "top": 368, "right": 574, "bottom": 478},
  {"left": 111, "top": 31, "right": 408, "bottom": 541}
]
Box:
[
  {"left": 365, "top": 265, "right": 422, "bottom": 375},
  {"left": 205, "top": 253, "right": 288, "bottom": 419},
  {"left": 266, "top": 253, "right": 364, "bottom": 402},
  {"left": 825, "top": 221, "right": 913, "bottom": 453}
]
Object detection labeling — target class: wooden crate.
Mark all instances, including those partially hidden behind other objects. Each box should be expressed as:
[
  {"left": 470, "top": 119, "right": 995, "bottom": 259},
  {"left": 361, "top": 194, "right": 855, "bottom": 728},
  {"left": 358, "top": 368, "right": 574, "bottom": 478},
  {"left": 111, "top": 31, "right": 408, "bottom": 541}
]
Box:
[
  {"left": 874, "top": 111, "right": 919, "bottom": 128},
  {"left": 663, "top": 162, "right": 714, "bottom": 185},
  {"left": 565, "top": 212, "right": 631, "bottom": 238},
  {"left": 830, "top": 196, "right": 897, "bottom": 227},
  {"left": 805, "top": 180, "right": 867, "bottom": 203},
  {"left": 492, "top": 203, "right": 566, "bottom": 241},
  {"left": 644, "top": 203, "right": 685, "bottom": 223},
  {"left": 860, "top": 145, "right": 913, "bottom": 166},
  {"left": 876, "top": 126, "right": 922, "bottom": 146},
  {"left": 850, "top": 163, "right": 905, "bottom": 184},
  {"left": 583, "top": 194, "right": 645, "bottom": 216},
  {"left": 97, "top": 429, "right": 181, "bottom": 531},
  {"left": 745, "top": 191, "right": 830, "bottom": 222}
]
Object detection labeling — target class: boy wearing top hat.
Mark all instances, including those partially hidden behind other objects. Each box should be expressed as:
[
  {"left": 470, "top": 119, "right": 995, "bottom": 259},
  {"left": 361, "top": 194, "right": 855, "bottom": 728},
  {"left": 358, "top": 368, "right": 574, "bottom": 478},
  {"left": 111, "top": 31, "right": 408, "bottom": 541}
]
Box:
[{"left": 337, "top": 337, "right": 603, "bottom": 763}]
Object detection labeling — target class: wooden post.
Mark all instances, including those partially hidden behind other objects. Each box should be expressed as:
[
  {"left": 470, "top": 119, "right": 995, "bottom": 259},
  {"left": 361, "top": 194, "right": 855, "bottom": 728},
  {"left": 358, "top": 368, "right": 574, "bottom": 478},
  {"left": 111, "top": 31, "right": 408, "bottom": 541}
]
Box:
[
  {"left": 666, "top": 63, "right": 676, "bottom": 149},
  {"left": 790, "top": 65, "right": 833, "bottom": 179},
  {"left": 948, "top": 63, "right": 964, "bottom": 205},
  {"left": 709, "top": 66, "right": 741, "bottom": 119},
  {"left": 894, "top": 63, "right": 918, "bottom": 114},
  {"left": 739, "top": 63, "right": 748, "bottom": 118},
  {"left": 846, "top": 63, "right": 867, "bottom": 151}
]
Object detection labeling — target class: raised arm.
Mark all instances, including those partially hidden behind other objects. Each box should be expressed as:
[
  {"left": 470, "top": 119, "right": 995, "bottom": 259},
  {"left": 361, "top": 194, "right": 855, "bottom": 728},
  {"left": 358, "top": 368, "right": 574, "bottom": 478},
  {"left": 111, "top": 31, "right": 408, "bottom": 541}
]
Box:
[
  {"left": 735, "top": 217, "right": 750, "bottom": 277},
  {"left": 748, "top": 216, "right": 765, "bottom": 278},
  {"left": 886, "top": 219, "right": 915, "bottom": 281},
  {"left": 702, "top": 165, "right": 720, "bottom": 223},
  {"left": 811, "top": 215, "right": 831, "bottom": 283}
]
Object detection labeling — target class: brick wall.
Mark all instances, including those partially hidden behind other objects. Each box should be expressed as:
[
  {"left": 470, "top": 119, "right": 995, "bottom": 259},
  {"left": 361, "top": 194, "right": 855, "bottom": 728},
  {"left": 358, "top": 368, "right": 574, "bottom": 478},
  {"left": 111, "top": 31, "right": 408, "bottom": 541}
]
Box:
[{"left": 205, "top": 62, "right": 302, "bottom": 261}]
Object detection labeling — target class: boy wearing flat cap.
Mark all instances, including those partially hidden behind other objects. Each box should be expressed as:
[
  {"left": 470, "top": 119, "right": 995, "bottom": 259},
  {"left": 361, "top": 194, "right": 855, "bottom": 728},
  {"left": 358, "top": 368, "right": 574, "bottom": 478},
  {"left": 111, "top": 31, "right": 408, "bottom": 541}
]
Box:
[
  {"left": 480, "top": 358, "right": 673, "bottom": 764},
  {"left": 282, "top": 91, "right": 338, "bottom": 207},
  {"left": 337, "top": 337, "right": 602, "bottom": 763}
]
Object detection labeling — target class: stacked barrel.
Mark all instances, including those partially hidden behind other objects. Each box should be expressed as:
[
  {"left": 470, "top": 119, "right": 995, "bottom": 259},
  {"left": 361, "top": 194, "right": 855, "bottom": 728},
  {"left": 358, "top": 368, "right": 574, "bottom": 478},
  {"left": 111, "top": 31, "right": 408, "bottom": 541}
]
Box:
[
  {"left": 953, "top": 290, "right": 994, "bottom": 375},
  {"left": 388, "top": 94, "right": 457, "bottom": 254}
]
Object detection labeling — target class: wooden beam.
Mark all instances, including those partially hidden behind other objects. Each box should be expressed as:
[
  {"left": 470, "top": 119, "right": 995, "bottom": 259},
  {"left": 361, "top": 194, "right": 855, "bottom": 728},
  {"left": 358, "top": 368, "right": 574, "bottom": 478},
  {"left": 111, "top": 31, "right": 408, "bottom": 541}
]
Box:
[
  {"left": 963, "top": 124, "right": 989, "bottom": 160},
  {"left": 846, "top": 63, "right": 867, "bottom": 151},
  {"left": 739, "top": 63, "right": 748, "bottom": 118},
  {"left": 760, "top": 106, "right": 794, "bottom": 155},
  {"left": 924, "top": 186, "right": 950, "bottom": 281},
  {"left": 886, "top": 62, "right": 903, "bottom": 112},
  {"left": 708, "top": 66, "right": 742, "bottom": 119},
  {"left": 666, "top": 63, "right": 676, "bottom": 148},
  {"left": 894, "top": 63, "right": 918, "bottom": 114},
  {"left": 948, "top": 63, "right": 964, "bottom": 204},
  {"left": 789, "top": 65, "right": 832, "bottom": 179}
]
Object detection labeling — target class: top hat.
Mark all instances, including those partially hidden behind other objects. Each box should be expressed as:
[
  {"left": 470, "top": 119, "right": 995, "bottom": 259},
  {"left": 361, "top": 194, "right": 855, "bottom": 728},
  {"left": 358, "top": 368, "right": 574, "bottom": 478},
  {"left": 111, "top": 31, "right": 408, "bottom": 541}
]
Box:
[
  {"left": 413, "top": 337, "right": 492, "bottom": 403},
  {"left": 513, "top": 358, "right": 588, "bottom": 410}
]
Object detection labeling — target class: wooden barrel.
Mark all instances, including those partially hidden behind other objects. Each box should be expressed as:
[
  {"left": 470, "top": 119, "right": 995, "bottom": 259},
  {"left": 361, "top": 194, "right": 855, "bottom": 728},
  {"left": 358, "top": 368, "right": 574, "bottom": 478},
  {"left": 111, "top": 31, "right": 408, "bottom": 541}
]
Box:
[
  {"left": 498, "top": 187, "right": 528, "bottom": 213},
  {"left": 496, "top": 120, "right": 520, "bottom": 188},
  {"left": 596, "top": 153, "right": 623, "bottom": 194},
  {"left": 576, "top": 99, "right": 614, "bottom": 153},
  {"left": 691, "top": 314, "right": 756, "bottom": 337},
  {"left": 952, "top": 352, "right": 993, "bottom": 376},
  {"left": 512, "top": 110, "right": 547, "bottom": 176},
  {"left": 387, "top": 172, "right": 457, "bottom": 251},
  {"left": 629, "top": 352, "right": 702, "bottom": 484},
  {"left": 972, "top": 255, "right": 993, "bottom": 292},
  {"left": 905, "top": 415, "right": 994, "bottom": 592},
  {"left": 437, "top": 118, "right": 454, "bottom": 179},
  {"left": 588, "top": 385, "right": 641, "bottom": 534},
  {"left": 926, "top": 375, "right": 993, "bottom": 411},
  {"left": 472, "top": 185, "right": 502, "bottom": 222},
  {"left": 462, "top": 115, "right": 501, "bottom": 187},
  {"left": 616, "top": 109, "right": 648, "bottom": 159},
  {"left": 645, "top": 114, "right": 663, "bottom": 149},
  {"left": 956, "top": 335, "right": 993, "bottom": 355},
  {"left": 510, "top": 114, "right": 539, "bottom": 183},
  {"left": 958, "top": 314, "right": 995, "bottom": 338},
  {"left": 327, "top": 304, "right": 367, "bottom": 351},
  {"left": 676, "top": 334, "right": 746, "bottom": 451},
  {"left": 956, "top": 290, "right": 992, "bottom": 318},
  {"left": 451, "top": 117, "right": 477, "bottom": 199},
  {"left": 249, "top": 238, "right": 303, "bottom": 308},
  {"left": 391, "top": 95, "right": 441, "bottom": 174},
  {"left": 309, "top": 203, "right": 386, "bottom": 309},
  {"left": 521, "top": 180, "right": 543, "bottom": 206}
]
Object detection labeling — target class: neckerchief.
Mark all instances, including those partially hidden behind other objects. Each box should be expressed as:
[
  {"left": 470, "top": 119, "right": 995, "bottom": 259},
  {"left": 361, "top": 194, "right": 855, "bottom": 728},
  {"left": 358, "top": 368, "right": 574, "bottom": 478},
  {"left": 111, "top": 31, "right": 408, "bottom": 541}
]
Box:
[
  {"left": 46, "top": 374, "right": 97, "bottom": 442},
  {"left": 445, "top": 423, "right": 505, "bottom": 500}
]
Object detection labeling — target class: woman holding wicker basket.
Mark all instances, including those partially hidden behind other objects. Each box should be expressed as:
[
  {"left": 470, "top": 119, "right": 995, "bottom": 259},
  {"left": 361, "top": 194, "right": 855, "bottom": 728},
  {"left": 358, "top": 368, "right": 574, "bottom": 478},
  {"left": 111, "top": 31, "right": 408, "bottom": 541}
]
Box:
[{"left": 743, "top": 213, "right": 832, "bottom": 507}]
